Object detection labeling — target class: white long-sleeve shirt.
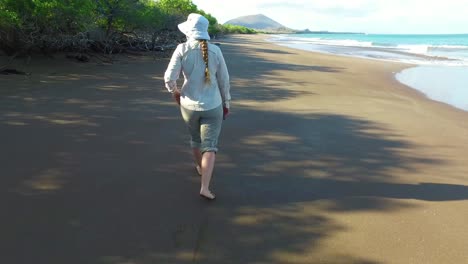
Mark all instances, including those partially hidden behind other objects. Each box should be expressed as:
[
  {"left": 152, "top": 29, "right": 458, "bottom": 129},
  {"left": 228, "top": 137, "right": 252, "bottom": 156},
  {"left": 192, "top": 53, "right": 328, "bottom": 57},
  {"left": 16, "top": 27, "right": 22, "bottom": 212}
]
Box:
[{"left": 164, "top": 40, "right": 231, "bottom": 111}]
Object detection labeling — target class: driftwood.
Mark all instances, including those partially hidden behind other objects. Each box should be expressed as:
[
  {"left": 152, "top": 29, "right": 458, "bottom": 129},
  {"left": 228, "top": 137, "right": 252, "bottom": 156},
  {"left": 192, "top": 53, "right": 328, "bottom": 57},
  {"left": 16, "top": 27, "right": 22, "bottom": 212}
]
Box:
[
  {"left": 0, "top": 68, "right": 28, "bottom": 75},
  {"left": 66, "top": 53, "right": 90, "bottom": 62},
  {"left": 0, "top": 52, "right": 19, "bottom": 72},
  {"left": 0, "top": 53, "right": 30, "bottom": 75}
]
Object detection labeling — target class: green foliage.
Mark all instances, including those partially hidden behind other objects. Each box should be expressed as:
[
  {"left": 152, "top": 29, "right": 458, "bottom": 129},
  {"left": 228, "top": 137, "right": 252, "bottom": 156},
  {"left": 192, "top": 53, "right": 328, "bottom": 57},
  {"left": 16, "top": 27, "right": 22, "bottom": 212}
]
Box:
[
  {"left": 156, "top": 0, "right": 197, "bottom": 16},
  {"left": 137, "top": 0, "right": 165, "bottom": 31},
  {"left": 0, "top": 8, "right": 18, "bottom": 28},
  {"left": 220, "top": 24, "right": 257, "bottom": 34},
  {"left": 41, "top": 0, "right": 96, "bottom": 32},
  {"left": 94, "top": 0, "right": 143, "bottom": 34},
  {"left": 0, "top": 0, "right": 256, "bottom": 54},
  {"left": 0, "top": 0, "right": 31, "bottom": 29},
  {"left": 0, "top": 0, "right": 94, "bottom": 32}
]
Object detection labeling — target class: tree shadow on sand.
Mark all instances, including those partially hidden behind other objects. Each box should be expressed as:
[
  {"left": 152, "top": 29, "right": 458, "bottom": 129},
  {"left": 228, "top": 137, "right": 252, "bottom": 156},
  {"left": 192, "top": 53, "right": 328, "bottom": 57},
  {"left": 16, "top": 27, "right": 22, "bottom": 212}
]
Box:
[
  {"left": 1, "top": 37, "right": 468, "bottom": 264},
  {"left": 218, "top": 36, "right": 343, "bottom": 102},
  {"left": 179, "top": 107, "right": 466, "bottom": 264}
]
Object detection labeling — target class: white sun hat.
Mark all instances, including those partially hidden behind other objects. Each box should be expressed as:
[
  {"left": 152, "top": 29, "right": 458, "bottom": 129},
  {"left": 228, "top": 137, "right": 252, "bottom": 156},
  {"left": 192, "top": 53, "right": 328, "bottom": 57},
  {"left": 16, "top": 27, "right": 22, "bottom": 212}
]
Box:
[{"left": 178, "top": 13, "right": 211, "bottom": 40}]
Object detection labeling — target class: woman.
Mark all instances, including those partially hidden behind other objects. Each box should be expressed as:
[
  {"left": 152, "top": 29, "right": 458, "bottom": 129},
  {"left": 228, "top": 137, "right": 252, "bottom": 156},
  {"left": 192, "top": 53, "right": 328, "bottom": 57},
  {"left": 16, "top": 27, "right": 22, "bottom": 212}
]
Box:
[{"left": 164, "top": 13, "right": 231, "bottom": 200}]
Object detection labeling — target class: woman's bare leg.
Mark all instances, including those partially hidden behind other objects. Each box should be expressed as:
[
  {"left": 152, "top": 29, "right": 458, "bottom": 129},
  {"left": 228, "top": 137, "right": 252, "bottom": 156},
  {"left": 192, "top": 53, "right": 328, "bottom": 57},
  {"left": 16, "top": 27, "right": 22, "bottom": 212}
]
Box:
[
  {"left": 200, "top": 151, "right": 216, "bottom": 199},
  {"left": 192, "top": 148, "right": 202, "bottom": 175}
]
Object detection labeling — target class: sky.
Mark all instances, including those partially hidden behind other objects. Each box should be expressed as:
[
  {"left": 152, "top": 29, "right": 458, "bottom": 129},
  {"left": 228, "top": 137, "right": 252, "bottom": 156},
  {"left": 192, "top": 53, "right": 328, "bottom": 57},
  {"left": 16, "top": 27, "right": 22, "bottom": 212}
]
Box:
[{"left": 191, "top": 0, "right": 468, "bottom": 34}]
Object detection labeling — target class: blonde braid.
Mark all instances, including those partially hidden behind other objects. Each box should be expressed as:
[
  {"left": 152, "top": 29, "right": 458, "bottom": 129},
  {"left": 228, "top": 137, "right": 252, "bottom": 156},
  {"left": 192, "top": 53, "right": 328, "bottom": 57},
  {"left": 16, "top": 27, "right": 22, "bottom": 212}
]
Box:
[{"left": 199, "top": 40, "right": 211, "bottom": 83}]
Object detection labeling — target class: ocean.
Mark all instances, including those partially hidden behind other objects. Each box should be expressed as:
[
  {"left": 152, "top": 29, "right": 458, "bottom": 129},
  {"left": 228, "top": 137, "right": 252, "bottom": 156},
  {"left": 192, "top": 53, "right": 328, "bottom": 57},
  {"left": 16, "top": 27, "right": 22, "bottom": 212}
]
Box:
[{"left": 269, "top": 33, "right": 468, "bottom": 111}]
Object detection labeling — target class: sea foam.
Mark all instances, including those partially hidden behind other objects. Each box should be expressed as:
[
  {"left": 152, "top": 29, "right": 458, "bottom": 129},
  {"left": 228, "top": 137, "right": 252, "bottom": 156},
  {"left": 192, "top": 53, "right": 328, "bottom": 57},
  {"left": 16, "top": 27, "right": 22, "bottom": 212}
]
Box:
[{"left": 269, "top": 34, "right": 468, "bottom": 111}]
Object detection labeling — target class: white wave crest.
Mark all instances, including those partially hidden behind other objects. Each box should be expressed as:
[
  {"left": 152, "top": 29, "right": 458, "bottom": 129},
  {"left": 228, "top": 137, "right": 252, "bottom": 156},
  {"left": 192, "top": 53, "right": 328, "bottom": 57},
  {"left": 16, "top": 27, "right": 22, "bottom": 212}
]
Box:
[{"left": 396, "top": 45, "right": 430, "bottom": 54}]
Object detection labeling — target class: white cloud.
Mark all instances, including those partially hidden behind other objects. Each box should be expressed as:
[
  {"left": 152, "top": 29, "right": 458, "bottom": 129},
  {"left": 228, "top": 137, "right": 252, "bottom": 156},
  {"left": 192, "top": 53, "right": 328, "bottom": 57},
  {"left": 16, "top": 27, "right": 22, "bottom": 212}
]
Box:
[{"left": 192, "top": 0, "right": 468, "bottom": 33}]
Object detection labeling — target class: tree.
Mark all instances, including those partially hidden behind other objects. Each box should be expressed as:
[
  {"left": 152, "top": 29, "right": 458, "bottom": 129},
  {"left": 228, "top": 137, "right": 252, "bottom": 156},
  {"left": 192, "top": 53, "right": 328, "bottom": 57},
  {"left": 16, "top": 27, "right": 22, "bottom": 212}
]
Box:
[
  {"left": 156, "top": 0, "right": 197, "bottom": 16},
  {"left": 0, "top": 0, "right": 97, "bottom": 54},
  {"left": 0, "top": 0, "right": 256, "bottom": 56}
]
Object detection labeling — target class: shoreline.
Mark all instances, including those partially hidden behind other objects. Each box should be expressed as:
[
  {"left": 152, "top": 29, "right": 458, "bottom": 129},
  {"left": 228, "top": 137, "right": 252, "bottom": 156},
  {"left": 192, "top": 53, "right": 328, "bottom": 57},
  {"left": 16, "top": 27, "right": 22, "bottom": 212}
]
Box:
[
  {"left": 222, "top": 34, "right": 468, "bottom": 139},
  {"left": 220, "top": 35, "right": 468, "bottom": 262},
  {"left": 396, "top": 65, "right": 468, "bottom": 111},
  {"left": 1, "top": 34, "right": 466, "bottom": 114},
  {"left": 266, "top": 34, "right": 468, "bottom": 112}
]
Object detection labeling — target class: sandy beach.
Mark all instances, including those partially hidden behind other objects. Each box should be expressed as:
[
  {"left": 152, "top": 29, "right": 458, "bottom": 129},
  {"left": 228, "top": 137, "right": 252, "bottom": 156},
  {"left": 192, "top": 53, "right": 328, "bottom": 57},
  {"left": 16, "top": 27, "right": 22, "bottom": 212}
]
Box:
[{"left": 1, "top": 34, "right": 468, "bottom": 263}]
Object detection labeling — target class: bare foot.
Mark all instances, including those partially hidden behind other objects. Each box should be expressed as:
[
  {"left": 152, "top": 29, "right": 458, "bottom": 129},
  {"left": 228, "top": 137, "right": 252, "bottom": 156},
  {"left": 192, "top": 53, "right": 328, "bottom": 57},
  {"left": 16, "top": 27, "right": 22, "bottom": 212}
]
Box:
[
  {"left": 196, "top": 165, "right": 202, "bottom": 176},
  {"left": 199, "top": 189, "right": 216, "bottom": 200}
]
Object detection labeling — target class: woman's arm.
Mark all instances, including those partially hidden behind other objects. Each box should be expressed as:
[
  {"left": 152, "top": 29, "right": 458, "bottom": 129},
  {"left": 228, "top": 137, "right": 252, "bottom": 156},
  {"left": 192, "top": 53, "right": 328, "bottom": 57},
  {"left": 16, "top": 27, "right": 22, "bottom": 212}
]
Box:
[
  {"left": 216, "top": 48, "right": 231, "bottom": 108},
  {"left": 164, "top": 45, "right": 183, "bottom": 93}
]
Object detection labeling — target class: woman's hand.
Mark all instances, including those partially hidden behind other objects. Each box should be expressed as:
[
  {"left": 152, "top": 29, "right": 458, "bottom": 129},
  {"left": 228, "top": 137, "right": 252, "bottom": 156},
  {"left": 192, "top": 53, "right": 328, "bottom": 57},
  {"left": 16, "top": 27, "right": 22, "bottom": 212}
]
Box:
[
  {"left": 223, "top": 107, "right": 229, "bottom": 120},
  {"left": 173, "top": 90, "right": 181, "bottom": 105}
]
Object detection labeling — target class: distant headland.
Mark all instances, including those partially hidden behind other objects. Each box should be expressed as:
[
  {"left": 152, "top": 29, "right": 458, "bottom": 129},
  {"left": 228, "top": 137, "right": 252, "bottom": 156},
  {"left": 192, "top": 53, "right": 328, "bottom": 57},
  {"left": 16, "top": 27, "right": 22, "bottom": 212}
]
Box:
[{"left": 224, "top": 14, "right": 363, "bottom": 34}]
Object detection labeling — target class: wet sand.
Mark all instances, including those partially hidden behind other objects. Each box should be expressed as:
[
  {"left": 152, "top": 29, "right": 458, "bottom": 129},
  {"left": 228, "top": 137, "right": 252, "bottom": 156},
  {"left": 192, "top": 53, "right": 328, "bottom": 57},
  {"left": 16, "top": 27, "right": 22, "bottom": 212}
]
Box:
[{"left": 1, "top": 34, "right": 468, "bottom": 263}]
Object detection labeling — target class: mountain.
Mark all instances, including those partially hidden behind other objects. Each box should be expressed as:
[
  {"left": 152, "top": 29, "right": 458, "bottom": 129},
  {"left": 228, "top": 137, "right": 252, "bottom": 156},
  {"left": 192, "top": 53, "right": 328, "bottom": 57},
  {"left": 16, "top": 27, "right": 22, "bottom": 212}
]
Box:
[{"left": 224, "top": 14, "right": 293, "bottom": 32}]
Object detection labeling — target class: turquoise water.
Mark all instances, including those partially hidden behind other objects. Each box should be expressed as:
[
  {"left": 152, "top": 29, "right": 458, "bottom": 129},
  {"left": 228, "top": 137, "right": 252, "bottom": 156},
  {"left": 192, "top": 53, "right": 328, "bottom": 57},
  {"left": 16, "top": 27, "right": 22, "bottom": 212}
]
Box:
[
  {"left": 270, "top": 34, "right": 468, "bottom": 111},
  {"left": 396, "top": 66, "right": 468, "bottom": 111},
  {"left": 273, "top": 33, "right": 468, "bottom": 64},
  {"left": 294, "top": 33, "right": 468, "bottom": 47}
]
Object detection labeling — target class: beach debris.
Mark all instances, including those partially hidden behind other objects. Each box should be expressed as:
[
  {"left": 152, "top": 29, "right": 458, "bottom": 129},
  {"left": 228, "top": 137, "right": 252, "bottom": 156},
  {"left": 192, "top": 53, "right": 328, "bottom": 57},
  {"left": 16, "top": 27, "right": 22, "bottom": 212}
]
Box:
[
  {"left": 0, "top": 68, "right": 28, "bottom": 75},
  {"left": 66, "top": 54, "right": 90, "bottom": 63}
]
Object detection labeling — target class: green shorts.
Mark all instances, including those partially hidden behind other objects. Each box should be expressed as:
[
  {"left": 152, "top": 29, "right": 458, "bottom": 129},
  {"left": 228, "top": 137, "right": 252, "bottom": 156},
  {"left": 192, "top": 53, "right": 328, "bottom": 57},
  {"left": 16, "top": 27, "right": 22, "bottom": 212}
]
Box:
[{"left": 180, "top": 105, "right": 223, "bottom": 153}]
